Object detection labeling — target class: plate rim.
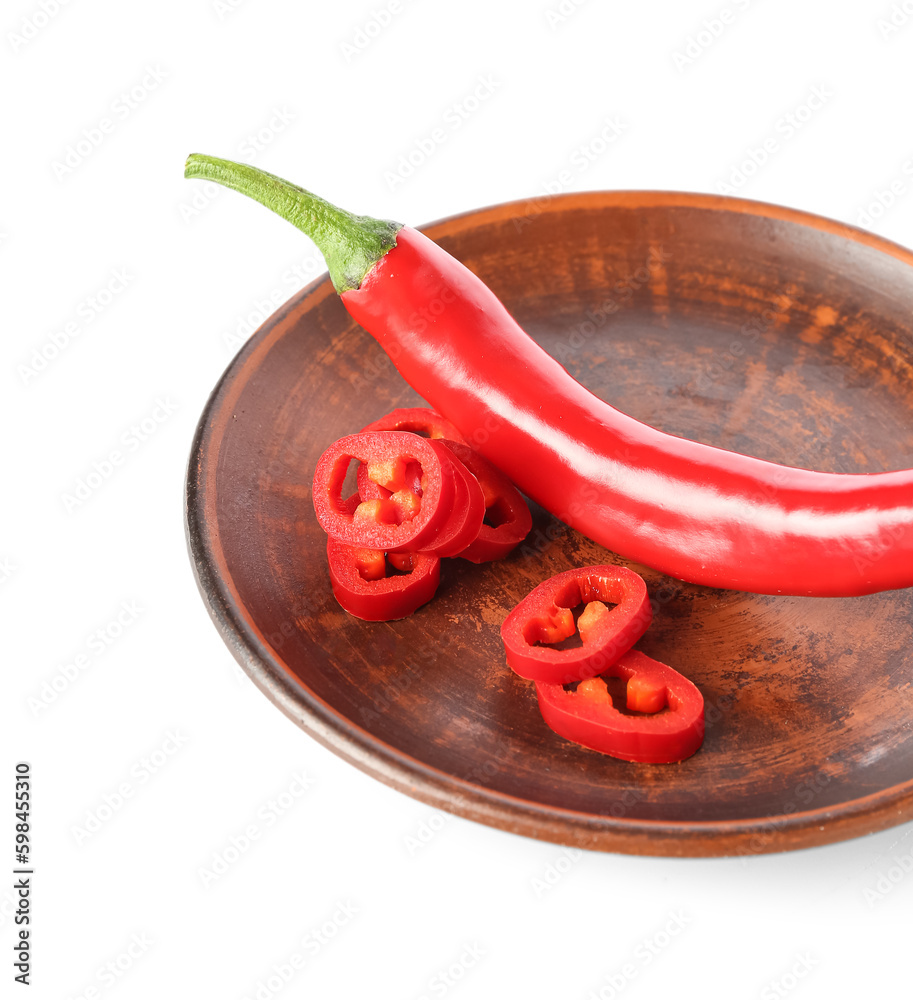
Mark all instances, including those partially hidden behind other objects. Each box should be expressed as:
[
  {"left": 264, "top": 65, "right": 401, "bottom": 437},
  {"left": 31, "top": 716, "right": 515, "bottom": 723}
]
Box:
[{"left": 185, "top": 189, "right": 913, "bottom": 857}]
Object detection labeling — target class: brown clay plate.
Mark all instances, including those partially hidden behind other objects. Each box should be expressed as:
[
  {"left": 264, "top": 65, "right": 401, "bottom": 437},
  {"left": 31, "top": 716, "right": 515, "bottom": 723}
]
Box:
[{"left": 186, "top": 191, "right": 913, "bottom": 857}]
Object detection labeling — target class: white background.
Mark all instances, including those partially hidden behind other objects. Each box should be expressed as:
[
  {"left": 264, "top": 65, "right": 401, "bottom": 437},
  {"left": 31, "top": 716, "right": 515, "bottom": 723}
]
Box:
[{"left": 4, "top": 0, "right": 913, "bottom": 996}]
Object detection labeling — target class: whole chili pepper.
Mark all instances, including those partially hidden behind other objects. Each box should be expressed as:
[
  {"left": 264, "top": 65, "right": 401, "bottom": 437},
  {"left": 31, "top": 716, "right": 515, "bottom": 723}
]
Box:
[{"left": 185, "top": 154, "right": 913, "bottom": 597}]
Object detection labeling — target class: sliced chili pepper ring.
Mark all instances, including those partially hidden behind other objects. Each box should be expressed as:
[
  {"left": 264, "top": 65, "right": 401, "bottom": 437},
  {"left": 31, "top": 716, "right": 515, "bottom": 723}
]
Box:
[
  {"left": 500, "top": 565, "right": 652, "bottom": 684},
  {"left": 313, "top": 430, "right": 456, "bottom": 553},
  {"left": 326, "top": 537, "right": 440, "bottom": 621},
  {"left": 438, "top": 439, "right": 532, "bottom": 563},
  {"left": 349, "top": 434, "right": 481, "bottom": 556},
  {"left": 416, "top": 440, "right": 485, "bottom": 557},
  {"left": 360, "top": 406, "right": 468, "bottom": 444},
  {"left": 534, "top": 650, "right": 705, "bottom": 763}
]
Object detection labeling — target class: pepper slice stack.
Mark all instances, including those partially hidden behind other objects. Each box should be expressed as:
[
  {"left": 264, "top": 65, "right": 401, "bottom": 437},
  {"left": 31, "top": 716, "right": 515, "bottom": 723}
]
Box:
[
  {"left": 501, "top": 565, "right": 705, "bottom": 762},
  {"left": 314, "top": 430, "right": 482, "bottom": 555},
  {"left": 437, "top": 440, "right": 533, "bottom": 564},
  {"left": 313, "top": 408, "right": 532, "bottom": 620}
]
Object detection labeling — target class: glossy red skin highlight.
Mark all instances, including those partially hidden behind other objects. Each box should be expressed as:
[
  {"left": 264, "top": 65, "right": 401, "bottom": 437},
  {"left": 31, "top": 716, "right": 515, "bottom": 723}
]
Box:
[
  {"left": 500, "top": 565, "right": 652, "bottom": 685},
  {"left": 341, "top": 227, "right": 913, "bottom": 597},
  {"left": 438, "top": 439, "right": 532, "bottom": 563},
  {"left": 326, "top": 538, "right": 440, "bottom": 621},
  {"left": 535, "top": 650, "right": 705, "bottom": 763}
]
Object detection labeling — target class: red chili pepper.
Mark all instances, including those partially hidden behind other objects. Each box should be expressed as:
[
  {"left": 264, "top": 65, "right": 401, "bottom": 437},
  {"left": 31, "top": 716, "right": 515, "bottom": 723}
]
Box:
[
  {"left": 185, "top": 155, "right": 913, "bottom": 597},
  {"left": 361, "top": 406, "right": 467, "bottom": 444},
  {"left": 500, "top": 565, "right": 652, "bottom": 684},
  {"left": 313, "top": 431, "right": 456, "bottom": 553},
  {"left": 417, "top": 450, "right": 485, "bottom": 558},
  {"left": 314, "top": 431, "right": 484, "bottom": 557},
  {"left": 326, "top": 537, "right": 440, "bottom": 620},
  {"left": 350, "top": 432, "right": 485, "bottom": 558},
  {"left": 437, "top": 439, "right": 532, "bottom": 563},
  {"left": 535, "top": 650, "right": 705, "bottom": 763}
]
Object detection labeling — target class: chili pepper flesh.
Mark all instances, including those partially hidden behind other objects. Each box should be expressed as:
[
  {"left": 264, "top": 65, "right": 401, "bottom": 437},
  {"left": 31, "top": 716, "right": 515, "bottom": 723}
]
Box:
[
  {"left": 313, "top": 431, "right": 457, "bottom": 553},
  {"left": 326, "top": 537, "right": 440, "bottom": 621},
  {"left": 501, "top": 565, "right": 652, "bottom": 685}
]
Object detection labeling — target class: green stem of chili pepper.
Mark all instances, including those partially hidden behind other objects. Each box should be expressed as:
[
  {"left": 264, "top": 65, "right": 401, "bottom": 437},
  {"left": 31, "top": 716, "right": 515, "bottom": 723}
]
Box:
[{"left": 183, "top": 153, "right": 400, "bottom": 294}]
